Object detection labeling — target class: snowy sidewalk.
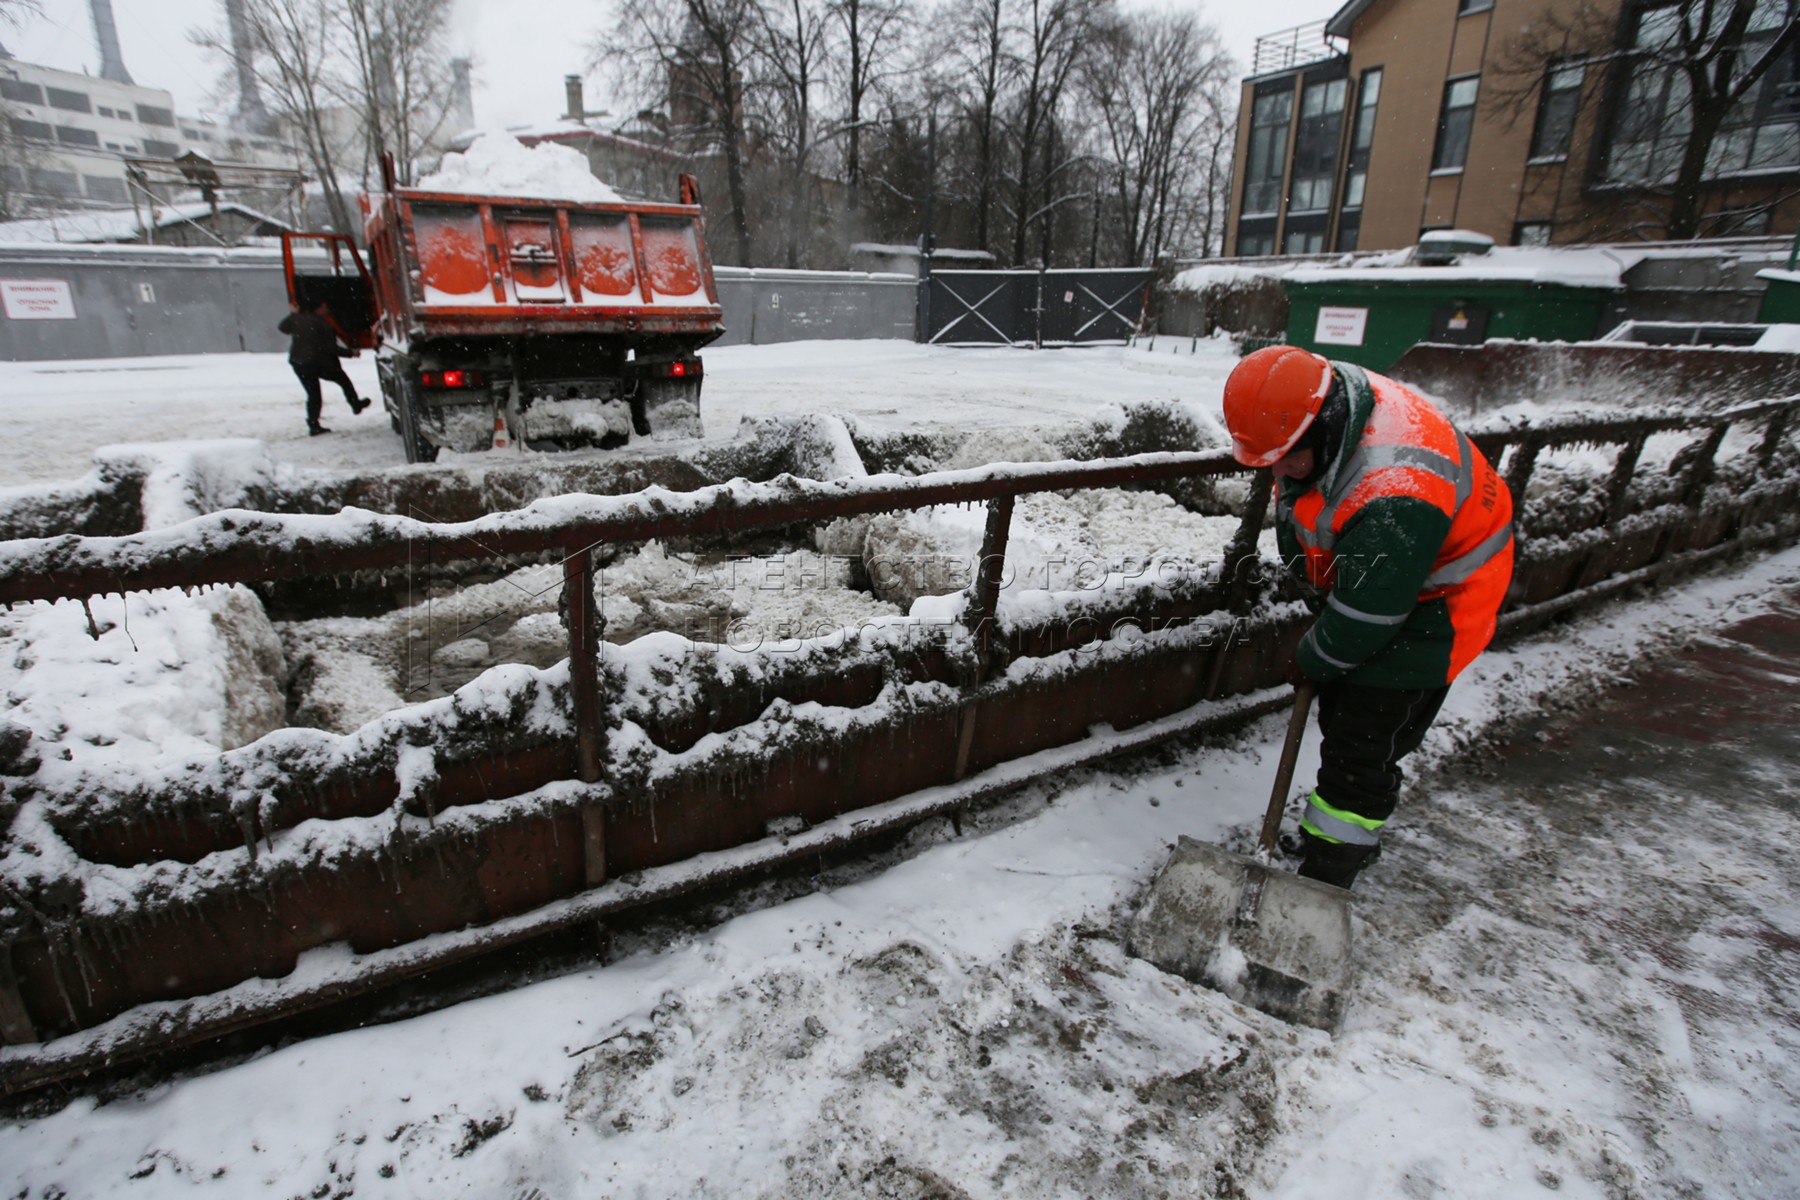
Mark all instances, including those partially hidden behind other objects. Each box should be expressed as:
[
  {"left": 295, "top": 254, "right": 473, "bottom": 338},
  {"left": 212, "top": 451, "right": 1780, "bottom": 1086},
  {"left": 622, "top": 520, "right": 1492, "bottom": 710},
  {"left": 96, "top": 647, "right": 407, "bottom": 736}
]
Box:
[
  {"left": 3, "top": 560, "right": 1799, "bottom": 1199},
  {"left": 1267, "top": 585, "right": 1800, "bottom": 1197}
]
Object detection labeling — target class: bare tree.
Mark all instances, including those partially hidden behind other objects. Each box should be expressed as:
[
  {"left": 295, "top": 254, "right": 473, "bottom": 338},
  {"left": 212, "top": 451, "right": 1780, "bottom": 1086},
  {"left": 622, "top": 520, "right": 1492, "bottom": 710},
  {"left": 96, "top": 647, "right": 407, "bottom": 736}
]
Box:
[
  {"left": 1005, "top": 0, "right": 1108, "bottom": 265},
  {"left": 194, "top": 0, "right": 358, "bottom": 235},
  {"left": 1083, "top": 9, "right": 1231, "bottom": 265},
  {"left": 750, "top": 0, "right": 831, "bottom": 266},
  {"left": 0, "top": 0, "right": 42, "bottom": 30},
  {"left": 604, "top": 0, "right": 763, "bottom": 264},
  {"left": 0, "top": 110, "right": 49, "bottom": 221},
  {"left": 1493, "top": 0, "right": 1800, "bottom": 239},
  {"left": 337, "top": 0, "right": 456, "bottom": 185},
  {"left": 823, "top": 0, "right": 910, "bottom": 223},
  {"left": 927, "top": 0, "right": 1008, "bottom": 254}
]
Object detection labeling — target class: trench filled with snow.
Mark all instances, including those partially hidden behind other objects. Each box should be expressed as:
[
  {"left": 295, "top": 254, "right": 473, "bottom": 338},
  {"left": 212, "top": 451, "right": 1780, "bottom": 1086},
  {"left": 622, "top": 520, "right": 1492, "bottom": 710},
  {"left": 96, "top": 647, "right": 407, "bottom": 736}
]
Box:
[{"left": 1, "top": 338, "right": 1798, "bottom": 1197}]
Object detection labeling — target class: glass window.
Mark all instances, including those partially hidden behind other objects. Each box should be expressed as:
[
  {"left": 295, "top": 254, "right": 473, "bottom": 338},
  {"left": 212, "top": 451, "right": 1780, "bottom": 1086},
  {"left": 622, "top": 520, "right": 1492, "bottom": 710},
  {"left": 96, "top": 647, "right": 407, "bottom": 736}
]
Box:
[
  {"left": 84, "top": 175, "right": 128, "bottom": 203},
  {"left": 1242, "top": 86, "right": 1294, "bottom": 216},
  {"left": 1290, "top": 76, "right": 1348, "bottom": 212},
  {"left": 45, "top": 86, "right": 91, "bottom": 113},
  {"left": 0, "top": 79, "right": 44, "bottom": 105},
  {"left": 1529, "top": 61, "right": 1585, "bottom": 160},
  {"left": 55, "top": 125, "right": 100, "bottom": 148},
  {"left": 8, "top": 118, "right": 52, "bottom": 142},
  {"left": 136, "top": 104, "right": 175, "bottom": 127},
  {"left": 30, "top": 168, "right": 79, "bottom": 198},
  {"left": 1603, "top": 0, "right": 1800, "bottom": 183},
  {"left": 1284, "top": 228, "right": 1326, "bottom": 255},
  {"left": 1432, "top": 76, "right": 1480, "bottom": 170},
  {"left": 1340, "top": 68, "right": 1382, "bottom": 218},
  {"left": 1458, "top": 0, "right": 1494, "bottom": 12},
  {"left": 1513, "top": 221, "right": 1552, "bottom": 246},
  {"left": 1237, "top": 231, "right": 1276, "bottom": 256},
  {"left": 142, "top": 138, "right": 180, "bottom": 158}
]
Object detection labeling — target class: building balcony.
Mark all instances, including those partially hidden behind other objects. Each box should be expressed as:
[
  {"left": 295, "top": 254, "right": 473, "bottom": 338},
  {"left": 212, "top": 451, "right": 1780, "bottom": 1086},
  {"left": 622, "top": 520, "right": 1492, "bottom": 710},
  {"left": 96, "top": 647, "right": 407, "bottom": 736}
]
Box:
[{"left": 1251, "top": 20, "right": 1342, "bottom": 76}]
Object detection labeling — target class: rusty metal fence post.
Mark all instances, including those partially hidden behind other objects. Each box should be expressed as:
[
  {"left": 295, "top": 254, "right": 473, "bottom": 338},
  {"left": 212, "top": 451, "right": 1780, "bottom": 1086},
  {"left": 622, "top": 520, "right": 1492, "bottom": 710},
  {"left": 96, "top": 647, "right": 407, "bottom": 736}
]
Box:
[
  {"left": 562, "top": 542, "right": 609, "bottom": 900},
  {"left": 1206, "top": 468, "right": 1273, "bottom": 697},
  {"left": 563, "top": 544, "right": 606, "bottom": 784},
  {"left": 953, "top": 495, "right": 1016, "bottom": 782}
]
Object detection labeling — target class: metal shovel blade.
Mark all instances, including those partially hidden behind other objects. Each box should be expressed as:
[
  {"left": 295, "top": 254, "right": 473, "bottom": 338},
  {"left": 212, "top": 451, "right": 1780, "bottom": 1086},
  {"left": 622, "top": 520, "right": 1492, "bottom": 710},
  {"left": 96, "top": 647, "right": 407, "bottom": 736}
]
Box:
[{"left": 1128, "top": 835, "right": 1354, "bottom": 1032}]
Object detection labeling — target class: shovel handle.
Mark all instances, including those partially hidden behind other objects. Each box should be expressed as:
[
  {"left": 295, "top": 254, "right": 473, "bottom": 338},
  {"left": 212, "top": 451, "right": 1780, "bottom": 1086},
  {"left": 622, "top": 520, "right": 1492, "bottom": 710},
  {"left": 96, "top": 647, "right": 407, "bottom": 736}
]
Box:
[{"left": 1258, "top": 681, "right": 1317, "bottom": 857}]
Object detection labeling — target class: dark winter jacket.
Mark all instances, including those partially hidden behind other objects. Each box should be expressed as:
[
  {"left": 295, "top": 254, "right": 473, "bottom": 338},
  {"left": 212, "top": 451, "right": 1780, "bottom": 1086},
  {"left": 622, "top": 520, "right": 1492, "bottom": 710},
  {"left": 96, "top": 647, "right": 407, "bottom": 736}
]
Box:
[{"left": 279, "top": 311, "right": 347, "bottom": 367}]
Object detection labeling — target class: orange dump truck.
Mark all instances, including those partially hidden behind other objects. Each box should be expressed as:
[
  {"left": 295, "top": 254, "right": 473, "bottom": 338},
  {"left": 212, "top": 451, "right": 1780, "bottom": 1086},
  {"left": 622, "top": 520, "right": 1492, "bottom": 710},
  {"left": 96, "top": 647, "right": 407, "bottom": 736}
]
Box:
[{"left": 283, "top": 163, "right": 724, "bottom": 462}]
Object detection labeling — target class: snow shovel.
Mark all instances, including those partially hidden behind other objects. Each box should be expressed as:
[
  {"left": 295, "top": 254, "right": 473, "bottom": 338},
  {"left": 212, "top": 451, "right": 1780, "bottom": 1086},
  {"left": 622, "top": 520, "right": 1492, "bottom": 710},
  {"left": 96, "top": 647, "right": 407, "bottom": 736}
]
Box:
[{"left": 1127, "top": 682, "right": 1354, "bottom": 1032}]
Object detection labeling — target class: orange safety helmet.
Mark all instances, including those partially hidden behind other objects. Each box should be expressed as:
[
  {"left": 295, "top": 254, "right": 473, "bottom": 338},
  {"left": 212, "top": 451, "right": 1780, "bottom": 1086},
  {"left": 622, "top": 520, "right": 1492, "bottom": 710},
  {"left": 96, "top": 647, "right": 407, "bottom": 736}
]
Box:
[{"left": 1222, "top": 345, "right": 1334, "bottom": 467}]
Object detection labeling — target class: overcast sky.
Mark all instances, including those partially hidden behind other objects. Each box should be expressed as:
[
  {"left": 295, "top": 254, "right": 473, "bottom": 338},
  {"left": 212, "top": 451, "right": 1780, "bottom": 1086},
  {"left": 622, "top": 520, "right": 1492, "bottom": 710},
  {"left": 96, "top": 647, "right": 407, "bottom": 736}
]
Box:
[{"left": 5, "top": 0, "right": 1347, "bottom": 133}]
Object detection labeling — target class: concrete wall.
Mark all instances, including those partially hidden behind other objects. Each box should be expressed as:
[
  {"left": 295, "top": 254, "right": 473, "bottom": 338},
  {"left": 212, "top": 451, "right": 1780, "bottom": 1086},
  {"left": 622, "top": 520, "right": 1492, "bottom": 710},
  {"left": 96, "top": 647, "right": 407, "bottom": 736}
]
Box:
[
  {"left": 710, "top": 266, "right": 916, "bottom": 346},
  {"left": 0, "top": 245, "right": 920, "bottom": 361},
  {"left": 0, "top": 243, "right": 295, "bottom": 360}
]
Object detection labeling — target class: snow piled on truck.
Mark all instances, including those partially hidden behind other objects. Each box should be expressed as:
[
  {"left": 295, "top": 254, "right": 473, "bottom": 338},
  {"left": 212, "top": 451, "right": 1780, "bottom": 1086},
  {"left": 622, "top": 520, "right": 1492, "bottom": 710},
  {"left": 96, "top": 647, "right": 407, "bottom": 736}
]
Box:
[{"left": 415, "top": 132, "right": 623, "bottom": 203}]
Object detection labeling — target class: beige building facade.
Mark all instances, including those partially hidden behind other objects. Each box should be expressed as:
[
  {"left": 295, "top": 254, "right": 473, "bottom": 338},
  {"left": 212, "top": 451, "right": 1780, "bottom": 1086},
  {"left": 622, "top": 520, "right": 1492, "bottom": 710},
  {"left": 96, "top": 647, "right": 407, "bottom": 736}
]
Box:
[{"left": 1227, "top": 0, "right": 1800, "bottom": 255}]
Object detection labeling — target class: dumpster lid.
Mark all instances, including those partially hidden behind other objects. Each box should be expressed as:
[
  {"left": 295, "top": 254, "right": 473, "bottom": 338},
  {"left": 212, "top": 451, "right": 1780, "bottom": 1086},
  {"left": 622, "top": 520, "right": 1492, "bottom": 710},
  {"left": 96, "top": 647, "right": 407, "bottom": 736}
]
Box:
[
  {"left": 1286, "top": 244, "right": 1634, "bottom": 289},
  {"left": 1417, "top": 229, "right": 1494, "bottom": 263}
]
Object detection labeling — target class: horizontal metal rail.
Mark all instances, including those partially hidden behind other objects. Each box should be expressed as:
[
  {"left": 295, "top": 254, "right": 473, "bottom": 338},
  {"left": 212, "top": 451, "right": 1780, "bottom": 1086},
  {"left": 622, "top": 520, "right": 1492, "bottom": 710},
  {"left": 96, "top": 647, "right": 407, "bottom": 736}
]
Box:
[
  {"left": 0, "top": 396, "right": 1794, "bottom": 1091},
  {"left": 0, "top": 451, "right": 1243, "bottom": 606}
]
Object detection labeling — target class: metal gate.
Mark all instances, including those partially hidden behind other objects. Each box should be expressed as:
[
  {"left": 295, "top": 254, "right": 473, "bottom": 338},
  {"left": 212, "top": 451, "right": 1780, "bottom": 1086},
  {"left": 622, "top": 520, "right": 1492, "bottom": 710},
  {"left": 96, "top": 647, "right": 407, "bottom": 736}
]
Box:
[{"left": 923, "top": 268, "right": 1151, "bottom": 347}]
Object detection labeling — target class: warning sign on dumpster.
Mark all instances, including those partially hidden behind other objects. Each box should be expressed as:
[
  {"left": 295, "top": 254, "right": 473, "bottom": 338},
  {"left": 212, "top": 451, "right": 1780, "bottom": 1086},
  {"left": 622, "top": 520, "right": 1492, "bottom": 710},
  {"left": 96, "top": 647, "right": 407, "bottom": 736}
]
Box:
[
  {"left": 1313, "top": 305, "right": 1367, "bottom": 346},
  {"left": 1, "top": 278, "right": 76, "bottom": 320}
]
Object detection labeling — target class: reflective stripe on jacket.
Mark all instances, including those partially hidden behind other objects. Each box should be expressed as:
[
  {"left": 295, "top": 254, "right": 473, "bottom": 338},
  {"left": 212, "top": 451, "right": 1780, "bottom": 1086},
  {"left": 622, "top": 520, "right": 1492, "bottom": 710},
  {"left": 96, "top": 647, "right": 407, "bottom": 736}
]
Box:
[{"left": 1277, "top": 364, "right": 1514, "bottom": 687}]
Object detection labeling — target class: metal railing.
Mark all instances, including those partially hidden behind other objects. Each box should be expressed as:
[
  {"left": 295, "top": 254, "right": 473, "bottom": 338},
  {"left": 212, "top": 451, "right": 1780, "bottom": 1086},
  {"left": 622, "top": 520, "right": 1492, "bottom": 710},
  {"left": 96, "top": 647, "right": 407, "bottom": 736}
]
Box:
[
  {"left": 0, "top": 397, "right": 1796, "bottom": 1088},
  {"left": 1251, "top": 20, "right": 1341, "bottom": 76}
]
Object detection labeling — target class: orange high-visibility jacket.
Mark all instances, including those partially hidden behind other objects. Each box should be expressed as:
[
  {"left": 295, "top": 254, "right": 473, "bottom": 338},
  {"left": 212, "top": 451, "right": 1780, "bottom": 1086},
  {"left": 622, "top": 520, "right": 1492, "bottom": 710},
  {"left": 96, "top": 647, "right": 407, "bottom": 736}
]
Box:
[{"left": 1275, "top": 363, "right": 1514, "bottom": 688}]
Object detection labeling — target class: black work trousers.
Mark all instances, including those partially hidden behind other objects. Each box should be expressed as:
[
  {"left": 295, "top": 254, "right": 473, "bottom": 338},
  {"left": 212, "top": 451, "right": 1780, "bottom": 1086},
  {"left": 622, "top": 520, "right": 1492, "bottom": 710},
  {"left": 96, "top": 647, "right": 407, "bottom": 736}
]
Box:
[
  {"left": 292, "top": 359, "right": 360, "bottom": 428},
  {"left": 1314, "top": 679, "right": 1451, "bottom": 825}
]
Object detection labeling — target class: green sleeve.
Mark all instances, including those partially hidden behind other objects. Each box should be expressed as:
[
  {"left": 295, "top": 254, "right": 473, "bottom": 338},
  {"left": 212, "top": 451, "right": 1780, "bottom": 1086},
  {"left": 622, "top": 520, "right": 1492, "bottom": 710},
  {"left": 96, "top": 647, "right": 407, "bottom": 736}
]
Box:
[{"left": 1296, "top": 495, "right": 1449, "bottom": 681}]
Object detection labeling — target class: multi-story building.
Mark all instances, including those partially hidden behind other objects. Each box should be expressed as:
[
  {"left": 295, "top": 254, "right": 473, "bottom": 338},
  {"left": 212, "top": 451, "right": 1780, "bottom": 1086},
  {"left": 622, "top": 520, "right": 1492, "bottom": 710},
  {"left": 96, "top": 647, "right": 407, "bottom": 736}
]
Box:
[
  {"left": 1, "top": 56, "right": 298, "bottom": 212},
  {"left": 1226, "top": 0, "right": 1800, "bottom": 255}
]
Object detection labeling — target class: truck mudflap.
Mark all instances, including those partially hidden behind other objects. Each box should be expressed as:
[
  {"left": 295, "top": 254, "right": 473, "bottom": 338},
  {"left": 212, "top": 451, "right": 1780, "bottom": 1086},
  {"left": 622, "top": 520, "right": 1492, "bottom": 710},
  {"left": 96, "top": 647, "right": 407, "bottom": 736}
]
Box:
[{"left": 633, "top": 358, "right": 705, "bottom": 441}]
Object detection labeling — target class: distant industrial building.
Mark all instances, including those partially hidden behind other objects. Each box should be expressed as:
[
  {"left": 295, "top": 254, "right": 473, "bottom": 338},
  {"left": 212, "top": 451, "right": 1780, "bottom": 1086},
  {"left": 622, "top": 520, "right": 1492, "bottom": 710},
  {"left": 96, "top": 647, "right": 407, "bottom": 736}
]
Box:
[{"left": 0, "top": 0, "right": 306, "bottom": 233}]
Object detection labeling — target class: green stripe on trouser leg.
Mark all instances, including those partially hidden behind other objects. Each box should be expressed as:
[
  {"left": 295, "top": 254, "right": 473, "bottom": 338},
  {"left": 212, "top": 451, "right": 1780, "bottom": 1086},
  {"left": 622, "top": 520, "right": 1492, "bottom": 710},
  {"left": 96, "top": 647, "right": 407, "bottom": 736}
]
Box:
[{"left": 1300, "top": 790, "right": 1384, "bottom": 846}]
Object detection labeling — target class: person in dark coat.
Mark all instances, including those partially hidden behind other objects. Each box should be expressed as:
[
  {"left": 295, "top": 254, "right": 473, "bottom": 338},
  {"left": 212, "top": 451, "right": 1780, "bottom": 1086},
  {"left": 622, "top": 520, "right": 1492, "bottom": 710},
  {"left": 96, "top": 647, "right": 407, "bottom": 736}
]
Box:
[{"left": 279, "top": 300, "right": 368, "bottom": 435}]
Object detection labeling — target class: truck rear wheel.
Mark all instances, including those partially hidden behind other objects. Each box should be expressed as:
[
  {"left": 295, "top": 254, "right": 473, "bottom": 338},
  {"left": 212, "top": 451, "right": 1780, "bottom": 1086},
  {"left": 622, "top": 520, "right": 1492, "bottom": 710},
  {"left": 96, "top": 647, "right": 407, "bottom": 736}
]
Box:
[{"left": 396, "top": 372, "right": 439, "bottom": 464}]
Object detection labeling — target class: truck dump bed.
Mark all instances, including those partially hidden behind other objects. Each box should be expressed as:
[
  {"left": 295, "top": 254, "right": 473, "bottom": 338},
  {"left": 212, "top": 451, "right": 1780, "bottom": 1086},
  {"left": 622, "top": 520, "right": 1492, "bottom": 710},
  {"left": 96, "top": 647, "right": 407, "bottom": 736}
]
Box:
[{"left": 362, "top": 183, "right": 725, "bottom": 344}]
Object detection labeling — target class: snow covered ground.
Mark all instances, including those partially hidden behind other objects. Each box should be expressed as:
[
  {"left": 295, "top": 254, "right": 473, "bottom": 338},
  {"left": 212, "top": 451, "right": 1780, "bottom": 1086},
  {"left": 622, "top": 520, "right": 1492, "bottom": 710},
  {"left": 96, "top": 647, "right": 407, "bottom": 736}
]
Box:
[
  {"left": 2, "top": 548, "right": 1795, "bottom": 1199},
  {"left": 2, "top": 339, "right": 1797, "bottom": 1197},
  {"left": 0, "top": 338, "right": 1239, "bottom": 488}
]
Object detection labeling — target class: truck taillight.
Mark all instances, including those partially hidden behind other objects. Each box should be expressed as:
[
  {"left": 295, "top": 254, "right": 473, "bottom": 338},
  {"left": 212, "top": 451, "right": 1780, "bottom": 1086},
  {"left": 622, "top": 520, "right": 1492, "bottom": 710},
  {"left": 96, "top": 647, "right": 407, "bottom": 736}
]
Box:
[
  {"left": 646, "top": 359, "right": 701, "bottom": 380},
  {"left": 422, "top": 369, "right": 486, "bottom": 389}
]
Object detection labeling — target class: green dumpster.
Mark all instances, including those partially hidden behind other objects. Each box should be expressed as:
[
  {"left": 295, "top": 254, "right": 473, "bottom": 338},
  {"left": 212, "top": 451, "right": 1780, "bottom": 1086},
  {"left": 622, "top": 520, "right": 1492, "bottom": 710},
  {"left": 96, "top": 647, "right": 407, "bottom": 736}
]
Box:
[
  {"left": 1280, "top": 245, "right": 1623, "bottom": 372},
  {"left": 1758, "top": 269, "right": 1800, "bottom": 324}
]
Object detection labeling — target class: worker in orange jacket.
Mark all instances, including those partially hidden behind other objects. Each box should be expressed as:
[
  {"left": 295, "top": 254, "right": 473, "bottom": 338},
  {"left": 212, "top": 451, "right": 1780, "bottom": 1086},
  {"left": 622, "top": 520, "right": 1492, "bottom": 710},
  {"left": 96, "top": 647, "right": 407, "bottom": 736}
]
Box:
[{"left": 1222, "top": 345, "right": 1514, "bottom": 889}]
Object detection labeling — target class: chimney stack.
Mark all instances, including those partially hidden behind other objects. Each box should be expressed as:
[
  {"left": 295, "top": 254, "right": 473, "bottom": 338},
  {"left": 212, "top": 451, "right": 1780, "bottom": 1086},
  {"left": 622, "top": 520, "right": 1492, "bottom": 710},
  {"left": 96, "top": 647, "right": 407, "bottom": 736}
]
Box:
[
  {"left": 224, "top": 0, "right": 277, "bottom": 135},
  {"left": 564, "top": 74, "right": 585, "bottom": 122},
  {"left": 449, "top": 58, "right": 474, "bottom": 132},
  {"left": 89, "top": 0, "right": 133, "bottom": 85}
]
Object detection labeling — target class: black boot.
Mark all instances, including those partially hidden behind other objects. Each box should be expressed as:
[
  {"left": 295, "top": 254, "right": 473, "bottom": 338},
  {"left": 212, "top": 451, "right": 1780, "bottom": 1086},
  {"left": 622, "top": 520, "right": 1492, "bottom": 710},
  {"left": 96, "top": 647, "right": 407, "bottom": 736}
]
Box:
[
  {"left": 349, "top": 396, "right": 370, "bottom": 414},
  {"left": 309, "top": 423, "right": 331, "bottom": 436},
  {"left": 1296, "top": 831, "right": 1380, "bottom": 890}
]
